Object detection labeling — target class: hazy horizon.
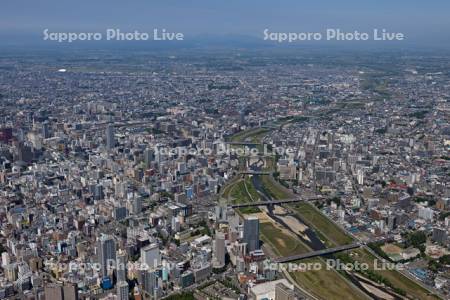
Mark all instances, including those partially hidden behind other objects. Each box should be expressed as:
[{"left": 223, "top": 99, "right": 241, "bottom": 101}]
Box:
[{"left": 1, "top": 0, "right": 450, "bottom": 49}]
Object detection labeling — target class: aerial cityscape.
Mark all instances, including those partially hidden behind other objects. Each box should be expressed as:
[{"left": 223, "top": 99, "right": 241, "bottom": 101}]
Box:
[{"left": 0, "top": 1, "right": 450, "bottom": 300}]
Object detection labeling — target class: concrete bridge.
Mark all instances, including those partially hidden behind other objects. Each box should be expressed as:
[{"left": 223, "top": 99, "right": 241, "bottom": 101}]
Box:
[
  {"left": 225, "top": 142, "right": 263, "bottom": 146},
  {"left": 238, "top": 171, "right": 271, "bottom": 175},
  {"left": 230, "top": 197, "right": 323, "bottom": 208},
  {"left": 274, "top": 243, "right": 361, "bottom": 263}
]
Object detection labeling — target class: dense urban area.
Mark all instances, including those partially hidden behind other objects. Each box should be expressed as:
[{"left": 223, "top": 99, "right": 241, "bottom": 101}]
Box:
[{"left": 0, "top": 48, "right": 449, "bottom": 300}]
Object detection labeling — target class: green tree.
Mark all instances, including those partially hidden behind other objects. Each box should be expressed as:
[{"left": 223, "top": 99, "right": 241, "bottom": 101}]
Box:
[{"left": 407, "top": 231, "right": 427, "bottom": 248}]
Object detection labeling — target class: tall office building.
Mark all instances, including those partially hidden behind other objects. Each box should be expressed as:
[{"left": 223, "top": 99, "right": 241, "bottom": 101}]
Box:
[
  {"left": 44, "top": 283, "right": 78, "bottom": 300},
  {"left": 131, "top": 196, "right": 143, "bottom": 215},
  {"left": 44, "top": 284, "right": 63, "bottom": 300},
  {"left": 214, "top": 232, "right": 226, "bottom": 268},
  {"left": 98, "top": 235, "right": 116, "bottom": 277},
  {"left": 432, "top": 227, "right": 448, "bottom": 245},
  {"left": 16, "top": 262, "right": 32, "bottom": 291},
  {"left": 140, "top": 269, "right": 158, "bottom": 296},
  {"left": 62, "top": 284, "right": 79, "bottom": 300},
  {"left": 243, "top": 216, "right": 260, "bottom": 253},
  {"left": 141, "top": 243, "right": 160, "bottom": 269},
  {"left": 116, "top": 249, "right": 128, "bottom": 282},
  {"left": 239, "top": 109, "right": 246, "bottom": 127},
  {"left": 1, "top": 252, "right": 10, "bottom": 267},
  {"left": 154, "top": 144, "right": 164, "bottom": 164},
  {"left": 144, "top": 149, "right": 154, "bottom": 167},
  {"left": 116, "top": 281, "right": 129, "bottom": 300},
  {"left": 42, "top": 122, "right": 51, "bottom": 139},
  {"left": 0, "top": 127, "right": 13, "bottom": 143},
  {"left": 4, "top": 264, "right": 17, "bottom": 282},
  {"left": 115, "top": 181, "right": 128, "bottom": 198},
  {"left": 106, "top": 124, "right": 115, "bottom": 150}
]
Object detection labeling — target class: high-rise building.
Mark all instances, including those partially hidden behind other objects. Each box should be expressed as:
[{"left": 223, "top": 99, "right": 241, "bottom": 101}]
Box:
[
  {"left": 44, "top": 284, "right": 78, "bottom": 300},
  {"left": 116, "top": 281, "right": 129, "bottom": 300},
  {"left": 243, "top": 216, "right": 260, "bottom": 253},
  {"left": 116, "top": 250, "right": 128, "bottom": 282},
  {"left": 16, "top": 141, "right": 33, "bottom": 163},
  {"left": 16, "top": 262, "right": 32, "bottom": 291},
  {"left": 0, "top": 127, "right": 13, "bottom": 143},
  {"left": 193, "top": 263, "right": 212, "bottom": 283},
  {"left": 357, "top": 169, "right": 364, "bottom": 185},
  {"left": 1, "top": 252, "right": 10, "bottom": 267},
  {"left": 140, "top": 269, "right": 158, "bottom": 296},
  {"left": 42, "top": 122, "right": 51, "bottom": 139},
  {"left": 4, "top": 264, "right": 17, "bottom": 282},
  {"left": 154, "top": 144, "right": 164, "bottom": 163},
  {"left": 144, "top": 149, "right": 154, "bottom": 167},
  {"left": 239, "top": 109, "right": 246, "bottom": 127},
  {"left": 215, "top": 205, "right": 227, "bottom": 222},
  {"left": 115, "top": 181, "right": 128, "bottom": 198},
  {"left": 432, "top": 227, "right": 448, "bottom": 245},
  {"left": 94, "top": 184, "right": 104, "bottom": 200},
  {"left": 106, "top": 124, "right": 115, "bottom": 150},
  {"left": 62, "top": 284, "right": 79, "bottom": 300},
  {"left": 141, "top": 243, "right": 160, "bottom": 269},
  {"left": 214, "top": 232, "right": 226, "bottom": 268},
  {"left": 131, "top": 196, "right": 143, "bottom": 215},
  {"left": 418, "top": 206, "right": 434, "bottom": 221},
  {"left": 44, "top": 284, "right": 63, "bottom": 300},
  {"left": 387, "top": 214, "right": 397, "bottom": 231},
  {"left": 98, "top": 235, "right": 116, "bottom": 277},
  {"left": 180, "top": 271, "right": 194, "bottom": 288}
]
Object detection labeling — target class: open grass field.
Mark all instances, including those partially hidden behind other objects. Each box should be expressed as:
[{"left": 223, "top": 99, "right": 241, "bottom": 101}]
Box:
[
  {"left": 258, "top": 207, "right": 369, "bottom": 300},
  {"left": 292, "top": 202, "right": 353, "bottom": 246},
  {"left": 244, "top": 176, "right": 260, "bottom": 201},
  {"left": 230, "top": 181, "right": 249, "bottom": 203},
  {"left": 381, "top": 243, "right": 402, "bottom": 255},
  {"left": 261, "top": 175, "right": 290, "bottom": 200},
  {"left": 249, "top": 166, "right": 436, "bottom": 300},
  {"left": 347, "top": 248, "right": 440, "bottom": 300},
  {"left": 223, "top": 149, "right": 431, "bottom": 300},
  {"left": 226, "top": 177, "right": 261, "bottom": 214},
  {"left": 251, "top": 178, "right": 372, "bottom": 300},
  {"left": 164, "top": 292, "right": 195, "bottom": 300},
  {"left": 289, "top": 258, "right": 369, "bottom": 300},
  {"left": 221, "top": 179, "right": 238, "bottom": 199},
  {"left": 259, "top": 221, "right": 310, "bottom": 257},
  {"left": 229, "top": 128, "right": 270, "bottom": 143}
]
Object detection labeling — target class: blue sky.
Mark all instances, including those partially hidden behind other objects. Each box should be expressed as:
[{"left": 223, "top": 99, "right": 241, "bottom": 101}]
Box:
[{"left": 1, "top": 0, "right": 449, "bottom": 47}]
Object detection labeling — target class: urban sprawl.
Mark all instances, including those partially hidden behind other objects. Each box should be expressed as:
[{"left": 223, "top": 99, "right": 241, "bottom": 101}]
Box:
[{"left": 0, "top": 50, "right": 449, "bottom": 300}]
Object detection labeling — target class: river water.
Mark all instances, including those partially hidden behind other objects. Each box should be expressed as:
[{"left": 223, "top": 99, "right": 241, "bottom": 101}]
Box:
[
  {"left": 251, "top": 174, "right": 326, "bottom": 251},
  {"left": 250, "top": 173, "right": 402, "bottom": 300}
]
